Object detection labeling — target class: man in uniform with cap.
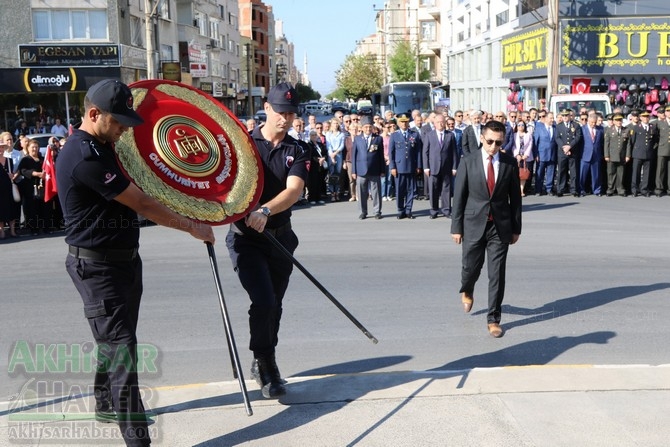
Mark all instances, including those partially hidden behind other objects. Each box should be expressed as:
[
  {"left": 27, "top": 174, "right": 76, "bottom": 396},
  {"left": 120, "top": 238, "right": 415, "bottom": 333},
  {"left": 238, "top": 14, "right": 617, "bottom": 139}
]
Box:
[
  {"left": 226, "top": 82, "right": 309, "bottom": 398},
  {"left": 654, "top": 105, "right": 670, "bottom": 196},
  {"left": 554, "top": 108, "right": 583, "bottom": 196},
  {"left": 388, "top": 113, "right": 423, "bottom": 218},
  {"left": 351, "top": 115, "right": 385, "bottom": 219},
  {"left": 603, "top": 113, "right": 632, "bottom": 196},
  {"left": 630, "top": 110, "right": 658, "bottom": 196},
  {"left": 57, "top": 79, "right": 215, "bottom": 447}
]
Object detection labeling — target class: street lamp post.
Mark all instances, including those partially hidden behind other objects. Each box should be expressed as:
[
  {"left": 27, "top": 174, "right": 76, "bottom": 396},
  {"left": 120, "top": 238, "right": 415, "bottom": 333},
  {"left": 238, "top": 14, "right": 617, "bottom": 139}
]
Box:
[
  {"left": 246, "top": 43, "right": 253, "bottom": 117},
  {"left": 374, "top": 4, "right": 420, "bottom": 82}
]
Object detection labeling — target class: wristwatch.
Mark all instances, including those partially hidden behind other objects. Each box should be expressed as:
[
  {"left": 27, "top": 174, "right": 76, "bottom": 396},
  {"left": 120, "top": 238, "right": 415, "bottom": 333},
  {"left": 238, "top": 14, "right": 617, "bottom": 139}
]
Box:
[{"left": 258, "top": 206, "right": 271, "bottom": 217}]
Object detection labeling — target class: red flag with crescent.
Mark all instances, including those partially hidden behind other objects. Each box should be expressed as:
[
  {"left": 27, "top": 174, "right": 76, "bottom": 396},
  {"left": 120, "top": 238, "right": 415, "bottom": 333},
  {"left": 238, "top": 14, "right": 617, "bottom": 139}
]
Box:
[
  {"left": 114, "top": 80, "right": 263, "bottom": 225},
  {"left": 572, "top": 78, "right": 591, "bottom": 94},
  {"left": 42, "top": 147, "right": 57, "bottom": 202}
]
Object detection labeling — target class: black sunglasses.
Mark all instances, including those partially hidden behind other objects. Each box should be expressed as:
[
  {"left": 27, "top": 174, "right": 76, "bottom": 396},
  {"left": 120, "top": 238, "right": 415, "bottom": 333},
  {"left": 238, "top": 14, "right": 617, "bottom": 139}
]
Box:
[{"left": 484, "top": 139, "right": 504, "bottom": 147}]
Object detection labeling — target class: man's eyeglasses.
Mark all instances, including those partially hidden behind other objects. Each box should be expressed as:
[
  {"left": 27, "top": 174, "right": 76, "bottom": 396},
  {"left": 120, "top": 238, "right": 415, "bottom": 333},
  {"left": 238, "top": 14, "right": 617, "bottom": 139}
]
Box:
[
  {"left": 455, "top": 114, "right": 463, "bottom": 117},
  {"left": 352, "top": 118, "right": 360, "bottom": 121},
  {"left": 484, "top": 139, "right": 504, "bottom": 147},
  {"left": 494, "top": 115, "right": 503, "bottom": 118},
  {"left": 343, "top": 120, "right": 351, "bottom": 123}
]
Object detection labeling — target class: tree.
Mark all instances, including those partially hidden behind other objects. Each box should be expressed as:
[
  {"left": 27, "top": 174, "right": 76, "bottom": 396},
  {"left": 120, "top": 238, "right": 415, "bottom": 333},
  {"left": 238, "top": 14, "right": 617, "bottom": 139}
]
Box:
[
  {"left": 335, "top": 53, "right": 383, "bottom": 100},
  {"left": 295, "top": 83, "right": 320, "bottom": 102},
  {"left": 388, "top": 40, "right": 431, "bottom": 82}
]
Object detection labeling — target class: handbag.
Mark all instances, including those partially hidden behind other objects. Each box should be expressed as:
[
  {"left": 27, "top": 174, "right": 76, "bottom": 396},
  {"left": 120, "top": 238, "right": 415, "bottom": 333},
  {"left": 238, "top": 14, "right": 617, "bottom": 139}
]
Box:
[
  {"left": 12, "top": 183, "right": 21, "bottom": 203},
  {"left": 518, "top": 160, "right": 530, "bottom": 180}
]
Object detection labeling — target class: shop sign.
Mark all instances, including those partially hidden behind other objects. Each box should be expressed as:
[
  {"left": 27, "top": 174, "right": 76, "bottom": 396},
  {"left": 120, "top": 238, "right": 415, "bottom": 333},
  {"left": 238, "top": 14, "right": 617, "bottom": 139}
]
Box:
[
  {"left": 213, "top": 82, "right": 224, "bottom": 97},
  {"left": 162, "top": 62, "right": 182, "bottom": 81},
  {"left": 561, "top": 18, "right": 670, "bottom": 74},
  {"left": 200, "top": 82, "right": 213, "bottom": 94},
  {"left": 501, "top": 25, "right": 548, "bottom": 78},
  {"left": 19, "top": 44, "right": 120, "bottom": 68},
  {"left": 24, "top": 68, "right": 77, "bottom": 92}
]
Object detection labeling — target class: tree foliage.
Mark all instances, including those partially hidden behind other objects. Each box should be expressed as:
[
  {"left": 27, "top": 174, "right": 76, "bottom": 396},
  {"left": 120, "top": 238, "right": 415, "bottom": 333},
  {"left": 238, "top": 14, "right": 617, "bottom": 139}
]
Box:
[
  {"left": 335, "top": 53, "right": 384, "bottom": 100},
  {"left": 388, "top": 40, "right": 431, "bottom": 82},
  {"left": 296, "top": 83, "right": 320, "bottom": 102}
]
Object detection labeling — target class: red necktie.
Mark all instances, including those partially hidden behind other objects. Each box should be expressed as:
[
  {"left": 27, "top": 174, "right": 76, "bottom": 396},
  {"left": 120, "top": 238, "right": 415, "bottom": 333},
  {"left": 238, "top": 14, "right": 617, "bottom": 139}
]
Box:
[{"left": 487, "top": 155, "right": 495, "bottom": 196}]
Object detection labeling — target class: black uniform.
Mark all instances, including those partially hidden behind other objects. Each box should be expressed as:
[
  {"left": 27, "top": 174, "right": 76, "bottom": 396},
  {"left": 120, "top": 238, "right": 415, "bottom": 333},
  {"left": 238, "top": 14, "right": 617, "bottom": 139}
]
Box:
[
  {"left": 57, "top": 129, "right": 150, "bottom": 447},
  {"left": 630, "top": 121, "right": 658, "bottom": 196},
  {"left": 225, "top": 125, "right": 308, "bottom": 380},
  {"left": 554, "top": 117, "right": 583, "bottom": 196}
]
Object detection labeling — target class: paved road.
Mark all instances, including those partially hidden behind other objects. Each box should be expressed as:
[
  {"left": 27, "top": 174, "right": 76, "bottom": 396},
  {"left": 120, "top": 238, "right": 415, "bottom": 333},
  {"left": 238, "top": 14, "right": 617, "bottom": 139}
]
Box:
[
  {"left": 1, "top": 193, "right": 669, "bottom": 445},
  {"left": 2, "top": 194, "right": 668, "bottom": 394}
]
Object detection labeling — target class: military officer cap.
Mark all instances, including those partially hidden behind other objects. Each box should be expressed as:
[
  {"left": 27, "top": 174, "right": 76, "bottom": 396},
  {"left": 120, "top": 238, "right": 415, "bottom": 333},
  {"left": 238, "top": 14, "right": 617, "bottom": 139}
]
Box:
[
  {"left": 396, "top": 113, "right": 410, "bottom": 122},
  {"left": 640, "top": 110, "right": 650, "bottom": 117},
  {"left": 630, "top": 109, "right": 640, "bottom": 117},
  {"left": 560, "top": 109, "right": 572, "bottom": 116},
  {"left": 612, "top": 113, "right": 624, "bottom": 120}
]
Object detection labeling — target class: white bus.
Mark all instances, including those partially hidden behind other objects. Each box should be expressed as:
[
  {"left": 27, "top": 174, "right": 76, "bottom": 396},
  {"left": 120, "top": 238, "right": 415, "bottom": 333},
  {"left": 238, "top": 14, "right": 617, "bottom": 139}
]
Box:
[{"left": 376, "top": 82, "right": 434, "bottom": 117}]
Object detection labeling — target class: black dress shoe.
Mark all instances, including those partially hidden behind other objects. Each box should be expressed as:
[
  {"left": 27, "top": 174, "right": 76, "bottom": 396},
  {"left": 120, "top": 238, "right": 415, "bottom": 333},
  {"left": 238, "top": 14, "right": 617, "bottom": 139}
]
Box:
[
  {"left": 95, "top": 410, "right": 118, "bottom": 424},
  {"left": 444, "top": 213, "right": 452, "bottom": 219},
  {"left": 374, "top": 213, "right": 382, "bottom": 219},
  {"left": 644, "top": 192, "right": 651, "bottom": 197},
  {"left": 633, "top": 192, "right": 639, "bottom": 197},
  {"left": 358, "top": 213, "right": 366, "bottom": 220},
  {"left": 407, "top": 214, "right": 415, "bottom": 219},
  {"left": 606, "top": 193, "right": 613, "bottom": 197},
  {"left": 429, "top": 214, "right": 437, "bottom": 219},
  {"left": 397, "top": 213, "right": 407, "bottom": 219},
  {"left": 556, "top": 192, "right": 563, "bottom": 197},
  {"left": 251, "top": 357, "right": 287, "bottom": 399}
]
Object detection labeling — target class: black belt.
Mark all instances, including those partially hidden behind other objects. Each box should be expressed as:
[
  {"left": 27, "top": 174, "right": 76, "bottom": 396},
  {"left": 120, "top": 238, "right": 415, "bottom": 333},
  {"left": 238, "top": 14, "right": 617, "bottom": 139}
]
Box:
[
  {"left": 231, "top": 222, "right": 292, "bottom": 238},
  {"left": 68, "top": 245, "right": 138, "bottom": 262}
]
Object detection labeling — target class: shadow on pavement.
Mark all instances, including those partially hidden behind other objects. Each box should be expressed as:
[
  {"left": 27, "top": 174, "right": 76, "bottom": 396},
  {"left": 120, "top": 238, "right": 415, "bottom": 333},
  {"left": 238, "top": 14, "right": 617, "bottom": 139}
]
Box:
[
  {"left": 472, "top": 283, "right": 670, "bottom": 332},
  {"left": 188, "top": 328, "right": 614, "bottom": 446},
  {"left": 521, "top": 201, "right": 579, "bottom": 212}
]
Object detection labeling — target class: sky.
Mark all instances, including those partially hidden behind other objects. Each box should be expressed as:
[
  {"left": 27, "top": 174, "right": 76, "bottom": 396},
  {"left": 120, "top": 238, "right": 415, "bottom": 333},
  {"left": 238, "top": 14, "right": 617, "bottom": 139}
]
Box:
[{"left": 269, "top": 0, "right": 379, "bottom": 96}]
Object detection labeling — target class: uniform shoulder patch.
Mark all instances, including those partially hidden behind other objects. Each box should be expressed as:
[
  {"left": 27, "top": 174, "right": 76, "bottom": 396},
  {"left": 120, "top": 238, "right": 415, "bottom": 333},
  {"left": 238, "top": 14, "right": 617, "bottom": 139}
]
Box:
[{"left": 81, "top": 139, "right": 101, "bottom": 160}]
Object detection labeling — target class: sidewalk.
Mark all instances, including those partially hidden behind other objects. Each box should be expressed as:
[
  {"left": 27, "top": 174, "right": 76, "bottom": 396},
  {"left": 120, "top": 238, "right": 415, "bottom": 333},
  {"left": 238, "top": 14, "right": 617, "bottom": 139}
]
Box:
[{"left": 2, "top": 365, "right": 669, "bottom": 446}]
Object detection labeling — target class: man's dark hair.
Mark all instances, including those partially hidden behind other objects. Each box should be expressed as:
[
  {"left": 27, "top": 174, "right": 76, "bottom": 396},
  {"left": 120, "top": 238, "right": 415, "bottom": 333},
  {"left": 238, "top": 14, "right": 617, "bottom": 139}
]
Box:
[{"left": 483, "top": 120, "right": 506, "bottom": 134}]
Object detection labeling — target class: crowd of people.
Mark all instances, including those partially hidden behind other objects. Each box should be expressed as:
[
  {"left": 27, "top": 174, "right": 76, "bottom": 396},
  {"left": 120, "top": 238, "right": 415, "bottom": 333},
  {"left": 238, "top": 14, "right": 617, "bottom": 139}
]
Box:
[
  {"left": 280, "top": 102, "right": 670, "bottom": 220},
  {"left": 1, "top": 132, "right": 66, "bottom": 240}
]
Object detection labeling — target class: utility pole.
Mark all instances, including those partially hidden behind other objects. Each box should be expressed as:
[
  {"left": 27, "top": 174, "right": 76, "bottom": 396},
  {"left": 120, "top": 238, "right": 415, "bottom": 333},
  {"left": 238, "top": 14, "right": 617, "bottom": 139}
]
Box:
[
  {"left": 547, "top": 0, "right": 560, "bottom": 100},
  {"left": 413, "top": 6, "right": 420, "bottom": 82},
  {"left": 145, "top": 0, "right": 164, "bottom": 79},
  {"left": 246, "top": 43, "right": 253, "bottom": 116}
]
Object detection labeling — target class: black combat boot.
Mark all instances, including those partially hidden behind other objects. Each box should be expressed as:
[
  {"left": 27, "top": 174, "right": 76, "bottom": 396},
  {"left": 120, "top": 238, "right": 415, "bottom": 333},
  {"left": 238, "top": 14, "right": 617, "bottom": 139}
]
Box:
[{"left": 250, "top": 355, "right": 287, "bottom": 398}]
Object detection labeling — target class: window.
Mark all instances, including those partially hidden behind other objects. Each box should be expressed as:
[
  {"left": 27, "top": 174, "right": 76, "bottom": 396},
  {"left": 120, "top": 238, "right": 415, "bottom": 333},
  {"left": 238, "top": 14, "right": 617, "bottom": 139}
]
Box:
[
  {"left": 421, "top": 21, "right": 436, "bottom": 42},
  {"left": 130, "top": 16, "right": 144, "bottom": 47},
  {"left": 158, "top": 0, "right": 170, "bottom": 20},
  {"left": 521, "top": 0, "right": 547, "bottom": 15},
  {"left": 160, "top": 44, "right": 172, "bottom": 62},
  {"left": 195, "top": 11, "right": 207, "bottom": 36},
  {"left": 33, "top": 9, "right": 108, "bottom": 40},
  {"left": 209, "top": 18, "right": 219, "bottom": 39},
  {"left": 496, "top": 10, "right": 508, "bottom": 26}
]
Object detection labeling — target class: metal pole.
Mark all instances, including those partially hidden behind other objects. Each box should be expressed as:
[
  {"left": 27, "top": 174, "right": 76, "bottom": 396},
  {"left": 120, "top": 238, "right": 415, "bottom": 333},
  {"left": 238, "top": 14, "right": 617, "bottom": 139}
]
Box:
[
  {"left": 145, "top": 0, "right": 155, "bottom": 79},
  {"left": 246, "top": 43, "right": 253, "bottom": 117},
  {"left": 263, "top": 230, "right": 379, "bottom": 344},
  {"left": 205, "top": 242, "right": 253, "bottom": 416}
]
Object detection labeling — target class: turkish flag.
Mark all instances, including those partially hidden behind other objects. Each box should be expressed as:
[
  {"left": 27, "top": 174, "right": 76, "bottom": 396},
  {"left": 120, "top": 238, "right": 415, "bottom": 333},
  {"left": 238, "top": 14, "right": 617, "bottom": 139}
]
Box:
[
  {"left": 572, "top": 78, "right": 591, "bottom": 94},
  {"left": 42, "top": 147, "right": 57, "bottom": 202}
]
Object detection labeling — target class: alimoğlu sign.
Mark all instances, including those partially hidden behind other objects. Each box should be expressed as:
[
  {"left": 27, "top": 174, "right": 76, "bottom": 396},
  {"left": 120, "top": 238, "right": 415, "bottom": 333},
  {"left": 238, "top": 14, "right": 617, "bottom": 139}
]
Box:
[
  {"left": 561, "top": 18, "right": 670, "bottom": 75},
  {"left": 501, "top": 25, "right": 548, "bottom": 78},
  {"left": 18, "top": 44, "right": 120, "bottom": 68}
]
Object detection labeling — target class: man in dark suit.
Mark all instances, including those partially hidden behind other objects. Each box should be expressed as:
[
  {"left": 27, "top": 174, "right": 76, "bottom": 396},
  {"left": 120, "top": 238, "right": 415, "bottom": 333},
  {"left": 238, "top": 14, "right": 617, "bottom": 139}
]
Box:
[
  {"left": 461, "top": 110, "right": 483, "bottom": 156},
  {"left": 423, "top": 113, "right": 458, "bottom": 219},
  {"left": 533, "top": 112, "right": 558, "bottom": 195},
  {"left": 451, "top": 120, "right": 522, "bottom": 338},
  {"left": 389, "top": 113, "right": 423, "bottom": 219},
  {"left": 351, "top": 116, "right": 385, "bottom": 219},
  {"left": 579, "top": 113, "right": 605, "bottom": 196},
  {"left": 554, "top": 109, "right": 583, "bottom": 196}
]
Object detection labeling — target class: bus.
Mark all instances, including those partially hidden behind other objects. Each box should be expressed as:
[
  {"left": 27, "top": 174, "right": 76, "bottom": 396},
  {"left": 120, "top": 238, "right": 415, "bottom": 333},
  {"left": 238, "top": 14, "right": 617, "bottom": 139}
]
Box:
[{"left": 375, "top": 82, "right": 434, "bottom": 117}]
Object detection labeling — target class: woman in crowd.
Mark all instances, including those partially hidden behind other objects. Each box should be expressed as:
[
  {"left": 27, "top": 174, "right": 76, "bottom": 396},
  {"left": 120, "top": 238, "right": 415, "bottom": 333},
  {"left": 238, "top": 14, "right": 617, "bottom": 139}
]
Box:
[
  {"left": 306, "top": 130, "right": 327, "bottom": 205},
  {"left": 17, "top": 139, "right": 45, "bottom": 235},
  {"left": 381, "top": 119, "right": 396, "bottom": 201},
  {"left": 0, "top": 132, "right": 20, "bottom": 239},
  {"left": 512, "top": 121, "right": 534, "bottom": 197},
  {"left": 326, "top": 117, "right": 345, "bottom": 201},
  {"left": 343, "top": 120, "right": 358, "bottom": 202}
]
